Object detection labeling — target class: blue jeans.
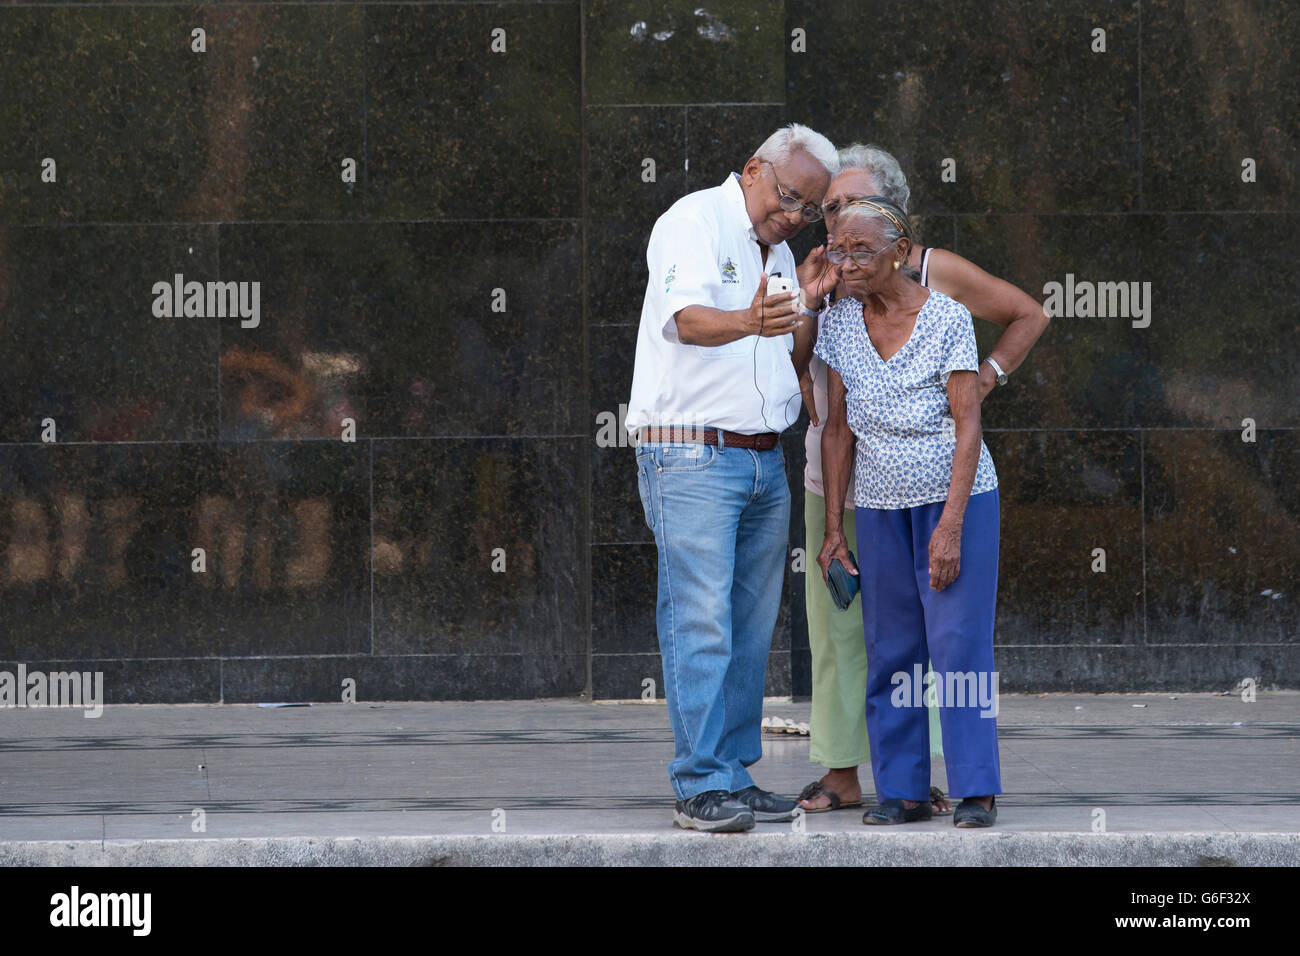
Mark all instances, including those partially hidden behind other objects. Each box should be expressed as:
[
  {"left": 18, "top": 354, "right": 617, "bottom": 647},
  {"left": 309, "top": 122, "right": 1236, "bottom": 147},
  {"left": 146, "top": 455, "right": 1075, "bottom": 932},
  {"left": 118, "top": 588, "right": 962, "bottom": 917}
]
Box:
[{"left": 635, "top": 440, "right": 790, "bottom": 799}]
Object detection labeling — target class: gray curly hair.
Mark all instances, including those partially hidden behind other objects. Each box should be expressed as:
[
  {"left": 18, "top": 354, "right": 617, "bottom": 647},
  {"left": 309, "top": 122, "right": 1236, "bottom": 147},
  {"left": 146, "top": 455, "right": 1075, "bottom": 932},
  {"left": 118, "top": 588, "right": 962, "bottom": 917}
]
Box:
[{"left": 835, "top": 143, "right": 911, "bottom": 212}]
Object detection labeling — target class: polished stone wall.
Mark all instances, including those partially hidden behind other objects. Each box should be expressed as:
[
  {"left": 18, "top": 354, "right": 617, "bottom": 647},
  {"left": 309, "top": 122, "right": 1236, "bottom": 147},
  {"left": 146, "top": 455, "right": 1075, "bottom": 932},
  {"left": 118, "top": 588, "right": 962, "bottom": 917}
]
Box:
[{"left": 0, "top": 2, "right": 1294, "bottom": 702}]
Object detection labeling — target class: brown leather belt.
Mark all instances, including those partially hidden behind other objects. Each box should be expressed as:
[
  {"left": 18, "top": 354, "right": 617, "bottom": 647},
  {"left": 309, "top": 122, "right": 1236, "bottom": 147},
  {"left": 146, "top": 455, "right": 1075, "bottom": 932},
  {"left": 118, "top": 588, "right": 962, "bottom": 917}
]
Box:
[{"left": 637, "top": 426, "right": 780, "bottom": 451}]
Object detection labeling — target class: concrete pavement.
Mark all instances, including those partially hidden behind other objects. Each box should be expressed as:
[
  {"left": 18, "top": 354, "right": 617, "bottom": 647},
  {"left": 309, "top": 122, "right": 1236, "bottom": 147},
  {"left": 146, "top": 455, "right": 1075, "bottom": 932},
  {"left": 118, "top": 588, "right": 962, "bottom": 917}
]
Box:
[{"left": 1, "top": 691, "right": 1297, "bottom": 865}]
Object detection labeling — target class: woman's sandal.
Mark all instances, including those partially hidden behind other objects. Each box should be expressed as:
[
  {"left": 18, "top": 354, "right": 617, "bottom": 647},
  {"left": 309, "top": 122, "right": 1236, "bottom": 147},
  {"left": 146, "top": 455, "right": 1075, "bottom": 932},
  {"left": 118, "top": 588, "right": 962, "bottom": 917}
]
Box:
[
  {"left": 930, "top": 786, "right": 953, "bottom": 815},
  {"left": 797, "top": 779, "right": 863, "bottom": 813}
]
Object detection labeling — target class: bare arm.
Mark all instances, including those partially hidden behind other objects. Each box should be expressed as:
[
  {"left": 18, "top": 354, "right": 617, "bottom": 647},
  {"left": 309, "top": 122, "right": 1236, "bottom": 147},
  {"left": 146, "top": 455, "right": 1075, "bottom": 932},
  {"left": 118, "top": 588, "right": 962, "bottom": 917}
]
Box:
[
  {"left": 816, "top": 367, "right": 858, "bottom": 580},
  {"left": 791, "top": 294, "right": 814, "bottom": 382},
  {"left": 912, "top": 247, "right": 1050, "bottom": 399},
  {"left": 792, "top": 245, "right": 840, "bottom": 382},
  {"left": 674, "top": 275, "right": 801, "bottom": 346},
  {"left": 929, "top": 370, "right": 982, "bottom": 591}
]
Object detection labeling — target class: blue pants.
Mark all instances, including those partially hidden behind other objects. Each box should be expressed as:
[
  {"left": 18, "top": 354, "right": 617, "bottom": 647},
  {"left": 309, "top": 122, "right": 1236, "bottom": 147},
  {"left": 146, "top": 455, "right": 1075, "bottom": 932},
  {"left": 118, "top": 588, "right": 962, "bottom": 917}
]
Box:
[
  {"left": 635, "top": 440, "right": 790, "bottom": 799},
  {"left": 855, "top": 489, "right": 1002, "bottom": 801}
]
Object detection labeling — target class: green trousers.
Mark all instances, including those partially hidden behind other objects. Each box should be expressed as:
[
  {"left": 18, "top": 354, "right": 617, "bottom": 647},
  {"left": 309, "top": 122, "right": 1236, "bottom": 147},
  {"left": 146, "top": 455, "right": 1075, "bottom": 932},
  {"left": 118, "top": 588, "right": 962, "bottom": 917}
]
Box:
[{"left": 805, "top": 488, "right": 943, "bottom": 768}]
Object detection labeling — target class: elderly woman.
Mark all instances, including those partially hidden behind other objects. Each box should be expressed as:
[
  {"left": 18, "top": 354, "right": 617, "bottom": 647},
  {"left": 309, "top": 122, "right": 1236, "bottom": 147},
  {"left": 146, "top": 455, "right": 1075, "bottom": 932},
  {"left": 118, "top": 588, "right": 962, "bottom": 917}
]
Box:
[
  {"left": 813, "top": 195, "right": 1002, "bottom": 827},
  {"left": 792, "top": 145, "right": 1046, "bottom": 819}
]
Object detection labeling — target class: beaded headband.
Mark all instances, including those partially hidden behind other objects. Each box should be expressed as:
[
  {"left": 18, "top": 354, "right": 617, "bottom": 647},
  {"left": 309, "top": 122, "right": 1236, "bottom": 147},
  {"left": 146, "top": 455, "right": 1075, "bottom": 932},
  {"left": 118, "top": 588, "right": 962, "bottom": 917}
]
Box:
[{"left": 840, "top": 197, "right": 909, "bottom": 236}]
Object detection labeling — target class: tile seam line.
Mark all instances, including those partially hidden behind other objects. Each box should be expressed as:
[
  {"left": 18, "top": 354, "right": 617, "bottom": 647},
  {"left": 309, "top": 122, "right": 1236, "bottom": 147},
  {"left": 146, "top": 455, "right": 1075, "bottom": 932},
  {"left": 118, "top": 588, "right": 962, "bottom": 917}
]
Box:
[
  {"left": 589, "top": 102, "right": 785, "bottom": 108},
  {"left": 4, "top": 213, "right": 1296, "bottom": 228},
  {"left": 3, "top": 426, "right": 1294, "bottom": 448},
  {"left": 1, "top": 2, "right": 576, "bottom": 7},
  {"left": 0, "top": 434, "right": 595, "bottom": 445},
  {"left": 0, "top": 218, "right": 584, "bottom": 227}
]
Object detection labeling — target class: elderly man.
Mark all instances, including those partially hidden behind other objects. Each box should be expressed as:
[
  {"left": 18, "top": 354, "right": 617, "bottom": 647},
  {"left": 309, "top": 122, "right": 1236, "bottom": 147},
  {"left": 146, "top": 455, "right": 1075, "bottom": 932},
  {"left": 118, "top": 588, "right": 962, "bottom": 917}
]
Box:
[{"left": 627, "top": 124, "right": 838, "bottom": 831}]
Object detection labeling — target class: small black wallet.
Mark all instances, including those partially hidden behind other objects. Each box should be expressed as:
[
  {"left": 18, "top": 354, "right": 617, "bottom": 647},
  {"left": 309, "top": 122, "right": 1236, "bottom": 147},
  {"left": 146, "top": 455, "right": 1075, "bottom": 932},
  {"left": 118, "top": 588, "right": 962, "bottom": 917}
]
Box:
[{"left": 825, "top": 551, "right": 859, "bottom": 611}]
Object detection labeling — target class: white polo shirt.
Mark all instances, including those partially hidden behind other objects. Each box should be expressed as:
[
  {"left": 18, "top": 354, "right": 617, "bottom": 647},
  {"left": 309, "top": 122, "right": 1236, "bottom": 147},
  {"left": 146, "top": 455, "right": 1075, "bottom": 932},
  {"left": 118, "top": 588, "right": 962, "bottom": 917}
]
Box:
[{"left": 626, "top": 173, "right": 802, "bottom": 437}]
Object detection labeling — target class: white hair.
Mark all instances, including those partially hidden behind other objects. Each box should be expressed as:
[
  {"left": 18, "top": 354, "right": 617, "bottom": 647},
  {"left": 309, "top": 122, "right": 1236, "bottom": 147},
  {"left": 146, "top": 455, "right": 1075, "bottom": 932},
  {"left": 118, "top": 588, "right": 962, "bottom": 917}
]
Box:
[
  {"left": 753, "top": 124, "right": 839, "bottom": 176},
  {"left": 836, "top": 143, "right": 911, "bottom": 212}
]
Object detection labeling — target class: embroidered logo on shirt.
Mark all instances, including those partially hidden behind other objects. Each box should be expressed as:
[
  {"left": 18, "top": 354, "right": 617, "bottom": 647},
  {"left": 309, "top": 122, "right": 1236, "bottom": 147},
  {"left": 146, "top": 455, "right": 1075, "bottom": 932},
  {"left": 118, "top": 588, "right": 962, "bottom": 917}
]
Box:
[
  {"left": 665, "top": 264, "right": 677, "bottom": 293},
  {"left": 720, "top": 257, "right": 739, "bottom": 284}
]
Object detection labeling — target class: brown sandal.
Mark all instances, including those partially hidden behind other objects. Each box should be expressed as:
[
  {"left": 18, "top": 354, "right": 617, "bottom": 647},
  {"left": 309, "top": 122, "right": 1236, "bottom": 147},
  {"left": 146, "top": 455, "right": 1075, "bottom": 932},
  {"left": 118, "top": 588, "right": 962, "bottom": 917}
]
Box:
[
  {"left": 931, "top": 786, "right": 953, "bottom": 815},
  {"left": 797, "top": 779, "right": 864, "bottom": 813}
]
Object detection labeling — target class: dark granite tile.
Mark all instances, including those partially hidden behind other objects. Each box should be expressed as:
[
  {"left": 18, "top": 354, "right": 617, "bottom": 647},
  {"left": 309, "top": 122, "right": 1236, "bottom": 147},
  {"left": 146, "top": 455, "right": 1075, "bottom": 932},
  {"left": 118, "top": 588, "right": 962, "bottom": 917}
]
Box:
[
  {"left": 204, "top": 5, "right": 365, "bottom": 221},
  {"left": 588, "top": 220, "right": 653, "bottom": 326},
  {"left": 791, "top": 647, "right": 811, "bottom": 699},
  {"left": 1138, "top": 214, "right": 1300, "bottom": 428},
  {"left": 590, "top": 539, "right": 794, "bottom": 665},
  {"left": 366, "top": 3, "right": 581, "bottom": 219},
  {"left": 1144, "top": 430, "right": 1299, "bottom": 645},
  {"left": 587, "top": 107, "right": 686, "bottom": 221},
  {"left": 589, "top": 324, "right": 645, "bottom": 544},
  {"left": 0, "top": 8, "right": 205, "bottom": 223},
  {"left": 684, "top": 104, "right": 786, "bottom": 194},
  {"left": 594, "top": 649, "right": 789, "bottom": 700},
  {"left": 389, "top": 221, "right": 583, "bottom": 438},
  {"left": 0, "top": 225, "right": 219, "bottom": 443},
  {"left": 590, "top": 543, "right": 657, "bottom": 655},
  {"left": 1143, "top": 0, "right": 1300, "bottom": 211},
  {"left": 0, "top": 7, "right": 364, "bottom": 223},
  {"left": 591, "top": 651, "right": 663, "bottom": 700},
  {"left": 220, "top": 653, "right": 585, "bottom": 704},
  {"left": 765, "top": 649, "right": 791, "bottom": 697},
  {"left": 586, "top": 1, "right": 784, "bottom": 106},
  {"left": 218, "top": 221, "right": 582, "bottom": 439},
  {"left": 955, "top": 214, "right": 1160, "bottom": 430},
  {"left": 0, "top": 658, "right": 221, "bottom": 705},
  {"left": 995, "top": 644, "right": 1300, "bottom": 692},
  {"left": 960, "top": 212, "right": 1297, "bottom": 431},
  {"left": 372, "top": 438, "right": 587, "bottom": 664},
  {"left": 0, "top": 441, "right": 370, "bottom": 660},
  {"left": 785, "top": 0, "right": 1140, "bottom": 214},
  {"left": 985, "top": 431, "right": 1144, "bottom": 645}
]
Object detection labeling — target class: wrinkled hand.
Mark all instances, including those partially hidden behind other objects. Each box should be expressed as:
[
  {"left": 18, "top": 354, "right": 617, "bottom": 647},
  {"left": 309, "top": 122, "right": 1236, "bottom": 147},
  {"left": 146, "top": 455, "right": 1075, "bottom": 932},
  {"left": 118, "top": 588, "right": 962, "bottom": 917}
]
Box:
[
  {"left": 747, "top": 273, "right": 801, "bottom": 337},
  {"left": 797, "top": 245, "right": 841, "bottom": 304},
  {"left": 928, "top": 521, "right": 961, "bottom": 590},
  {"left": 818, "top": 529, "right": 858, "bottom": 581}
]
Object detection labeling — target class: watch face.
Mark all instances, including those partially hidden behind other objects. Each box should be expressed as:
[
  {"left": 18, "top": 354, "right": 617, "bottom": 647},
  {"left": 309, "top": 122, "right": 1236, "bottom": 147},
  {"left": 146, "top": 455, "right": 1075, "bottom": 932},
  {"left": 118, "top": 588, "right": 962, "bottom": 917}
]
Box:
[{"left": 997, "top": 373, "right": 1008, "bottom": 385}]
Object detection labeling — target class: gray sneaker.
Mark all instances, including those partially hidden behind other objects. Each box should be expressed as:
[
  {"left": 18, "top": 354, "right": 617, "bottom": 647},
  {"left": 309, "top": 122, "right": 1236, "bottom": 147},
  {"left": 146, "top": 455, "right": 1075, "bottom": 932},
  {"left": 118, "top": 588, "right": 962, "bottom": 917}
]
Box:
[
  {"left": 673, "top": 789, "right": 756, "bottom": 832},
  {"left": 730, "top": 785, "right": 798, "bottom": 822}
]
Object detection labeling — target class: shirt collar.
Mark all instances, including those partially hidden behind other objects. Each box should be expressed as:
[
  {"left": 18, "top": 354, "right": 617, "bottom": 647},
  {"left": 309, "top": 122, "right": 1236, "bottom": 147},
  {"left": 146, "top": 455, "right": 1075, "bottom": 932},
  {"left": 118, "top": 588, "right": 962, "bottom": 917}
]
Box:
[{"left": 722, "top": 172, "right": 762, "bottom": 244}]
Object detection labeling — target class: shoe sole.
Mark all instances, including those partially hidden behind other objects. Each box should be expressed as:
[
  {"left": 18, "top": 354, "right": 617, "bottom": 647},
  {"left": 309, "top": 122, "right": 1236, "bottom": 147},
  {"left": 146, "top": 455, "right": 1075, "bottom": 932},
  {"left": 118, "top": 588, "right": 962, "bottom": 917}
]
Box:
[
  {"left": 673, "top": 809, "right": 755, "bottom": 832},
  {"left": 863, "top": 811, "right": 933, "bottom": 825},
  {"left": 750, "top": 808, "right": 797, "bottom": 823}
]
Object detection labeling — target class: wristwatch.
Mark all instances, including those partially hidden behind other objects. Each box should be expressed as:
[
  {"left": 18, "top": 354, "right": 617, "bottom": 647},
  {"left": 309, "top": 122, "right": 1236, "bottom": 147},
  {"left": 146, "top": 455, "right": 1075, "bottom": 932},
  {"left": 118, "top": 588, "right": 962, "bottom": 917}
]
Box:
[
  {"left": 983, "top": 356, "right": 1009, "bottom": 386},
  {"left": 798, "top": 290, "right": 820, "bottom": 318}
]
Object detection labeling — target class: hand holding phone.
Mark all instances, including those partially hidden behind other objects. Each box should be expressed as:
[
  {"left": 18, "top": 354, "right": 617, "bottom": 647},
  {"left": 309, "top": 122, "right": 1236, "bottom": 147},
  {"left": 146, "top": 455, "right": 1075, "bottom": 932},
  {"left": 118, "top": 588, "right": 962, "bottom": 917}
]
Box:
[{"left": 749, "top": 274, "right": 800, "bottom": 337}]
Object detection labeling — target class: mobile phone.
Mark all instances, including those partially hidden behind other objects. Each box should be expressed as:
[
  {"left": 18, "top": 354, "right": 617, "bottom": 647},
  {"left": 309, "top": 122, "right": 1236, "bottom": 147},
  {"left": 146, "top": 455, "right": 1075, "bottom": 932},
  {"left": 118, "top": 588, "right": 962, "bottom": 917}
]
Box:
[{"left": 767, "top": 276, "right": 794, "bottom": 295}]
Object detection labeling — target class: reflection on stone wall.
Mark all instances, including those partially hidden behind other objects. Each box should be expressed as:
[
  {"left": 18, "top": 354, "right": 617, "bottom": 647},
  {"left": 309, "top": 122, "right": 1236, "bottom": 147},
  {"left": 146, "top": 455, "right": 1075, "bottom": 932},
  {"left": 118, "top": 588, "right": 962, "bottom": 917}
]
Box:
[{"left": 0, "top": 1, "right": 1295, "bottom": 701}]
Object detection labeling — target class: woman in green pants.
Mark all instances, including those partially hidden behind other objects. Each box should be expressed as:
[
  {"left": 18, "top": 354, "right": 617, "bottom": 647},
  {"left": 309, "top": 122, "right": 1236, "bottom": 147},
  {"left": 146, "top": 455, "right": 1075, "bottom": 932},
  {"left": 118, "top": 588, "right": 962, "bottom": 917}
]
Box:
[{"left": 794, "top": 144, "right": 1048, "bottom": 812}]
